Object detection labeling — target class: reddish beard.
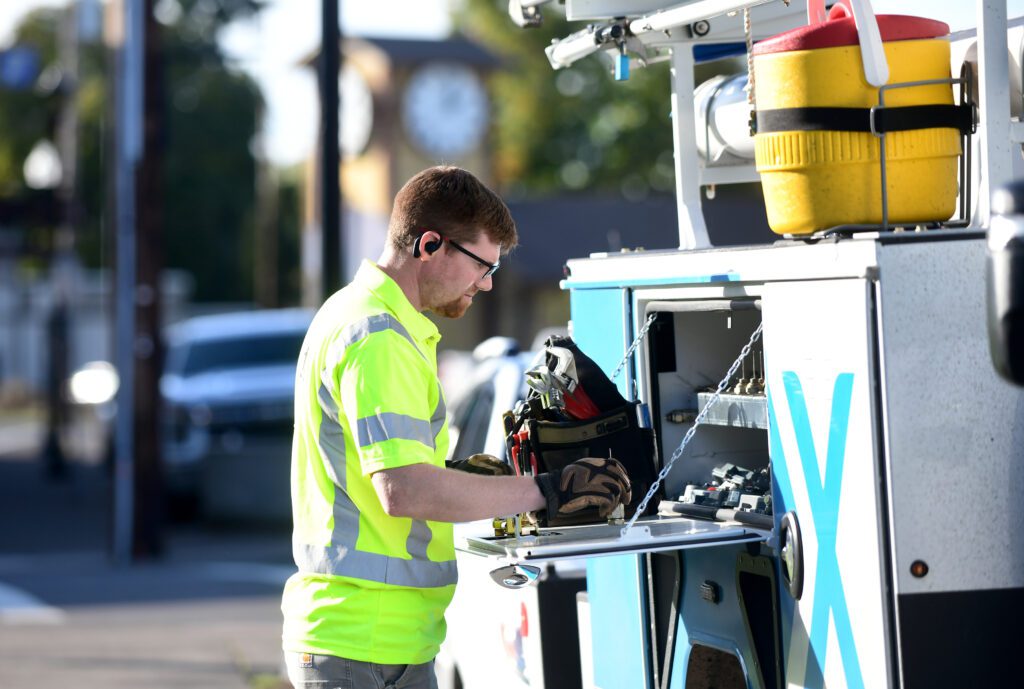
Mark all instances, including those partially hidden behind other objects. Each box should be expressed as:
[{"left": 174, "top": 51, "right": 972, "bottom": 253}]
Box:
[{"left": 431, "top": 295, "right": 470, "bottom": 319}]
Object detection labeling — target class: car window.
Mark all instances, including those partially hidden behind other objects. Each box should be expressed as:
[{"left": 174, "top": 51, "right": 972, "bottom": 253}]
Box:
[
  {"left": 451, "top": 382, "right": 495, "bottom": 460},
  {"left": 178, "top": 332, "right": 305, "bottom": 376}
]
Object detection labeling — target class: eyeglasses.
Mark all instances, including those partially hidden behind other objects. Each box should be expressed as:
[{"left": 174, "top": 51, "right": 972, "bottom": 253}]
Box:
[
  {"left": 445, "top": 238, "right": 500, "bottom": 279},
  {"left": 416, "top": 229, "right": 501, "bottom": 279},
  {"left": 413, "top": 232, "right": 493, "bottom": 280}
]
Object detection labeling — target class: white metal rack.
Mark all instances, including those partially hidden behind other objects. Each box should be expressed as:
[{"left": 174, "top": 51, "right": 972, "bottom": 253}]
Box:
[{"left": 524, "top": 0, "right": 1023, "bottom": 246}]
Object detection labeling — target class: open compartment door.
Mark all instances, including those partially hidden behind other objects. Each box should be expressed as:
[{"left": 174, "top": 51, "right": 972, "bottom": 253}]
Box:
[{"left": 458, "top": 516, "right": 769, "bottom": 565}]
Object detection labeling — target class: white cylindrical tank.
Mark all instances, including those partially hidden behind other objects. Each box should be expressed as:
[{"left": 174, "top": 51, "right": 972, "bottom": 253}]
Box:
[{"left": 693, "top": 73, "right": 756, "bottom": 162}]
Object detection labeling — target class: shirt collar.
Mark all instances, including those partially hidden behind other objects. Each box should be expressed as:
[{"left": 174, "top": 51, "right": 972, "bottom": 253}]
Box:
[{"left": 354, "top": 260, "right": 440, "bottom": 346}]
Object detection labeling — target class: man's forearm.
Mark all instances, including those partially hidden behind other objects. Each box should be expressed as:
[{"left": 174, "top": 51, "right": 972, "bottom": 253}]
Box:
[{"left": 372, "top": 463, "right": 545, "bottom": 522}]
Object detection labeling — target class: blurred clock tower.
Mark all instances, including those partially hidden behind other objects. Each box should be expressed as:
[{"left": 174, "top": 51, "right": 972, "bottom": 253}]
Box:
[
  {"left": 303, "top": 36, "right": 502, "bottom": 349},
  {"left": 303, "top": 40, "right": 497, "bottom": 281}
]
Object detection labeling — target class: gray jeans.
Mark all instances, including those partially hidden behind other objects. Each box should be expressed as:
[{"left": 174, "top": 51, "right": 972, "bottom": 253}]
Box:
[{"left": 284, "top": 651, "right": 438, "bottom": 689}]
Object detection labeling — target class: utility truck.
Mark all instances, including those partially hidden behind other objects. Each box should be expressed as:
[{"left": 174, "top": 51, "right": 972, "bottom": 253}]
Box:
[{"left": 451, "top": 1, "right": 1024, "bottom": 688}]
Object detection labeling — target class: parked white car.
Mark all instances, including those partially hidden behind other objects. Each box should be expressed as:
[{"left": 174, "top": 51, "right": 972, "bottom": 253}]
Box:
[
  {"left": 68, "top": 308, "right": 313, "bottom": 520},
  {"left": 160, "top": 308, "right": 313, "bottom": 519}
]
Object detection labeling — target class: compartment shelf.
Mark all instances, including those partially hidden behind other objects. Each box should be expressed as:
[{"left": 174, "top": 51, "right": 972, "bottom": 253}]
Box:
[{"left": 697, "top": 391, "right": 767, "bottom": 429}]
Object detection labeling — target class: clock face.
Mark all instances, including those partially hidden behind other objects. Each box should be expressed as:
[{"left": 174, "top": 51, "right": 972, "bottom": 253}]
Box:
[
  {"left": 340, "top": 63, "right": 373, "bottom": 159},
  {"left": 401, "top": 62, "right": 489, "bottom": 159}
]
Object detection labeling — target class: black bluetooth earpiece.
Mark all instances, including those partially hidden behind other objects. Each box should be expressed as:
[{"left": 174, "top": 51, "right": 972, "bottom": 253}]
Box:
[{"left": 413, "top": 234, "right": 442, "bottom": 258}]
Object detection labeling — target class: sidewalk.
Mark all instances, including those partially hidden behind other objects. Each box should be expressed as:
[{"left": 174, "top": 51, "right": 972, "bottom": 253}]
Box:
[{"left": 0, "top": 416, "right": 294, "bottom": 689}]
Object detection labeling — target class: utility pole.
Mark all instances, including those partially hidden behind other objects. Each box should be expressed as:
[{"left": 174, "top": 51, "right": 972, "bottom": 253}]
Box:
[
  {"left": 111, "top": 0, "right": 163, "bottom": 564},
  {"left": 253, "top": 99, "right": 279, "bottom": 308},
  {"left": 131, "top": 0, "right": 165, "bottom": 559},
  {"left": 321, "top": 0, "right": 341, "bottom": 299}
]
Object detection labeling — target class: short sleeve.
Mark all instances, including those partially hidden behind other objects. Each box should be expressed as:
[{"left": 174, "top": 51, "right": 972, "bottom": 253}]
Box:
[{"left": 335, "top": 329, "right": 437, "bottom": 475}]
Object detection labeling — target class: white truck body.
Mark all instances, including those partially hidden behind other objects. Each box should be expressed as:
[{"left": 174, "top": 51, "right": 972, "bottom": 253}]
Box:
[{"left": 450, "top": 2, "right": 1024, "bottom": 688}]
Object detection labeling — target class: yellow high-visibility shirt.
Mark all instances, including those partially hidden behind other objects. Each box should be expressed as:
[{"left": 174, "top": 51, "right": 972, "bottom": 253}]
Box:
[{"left": 282, "top": 260, "right": 455, "bottom": 664}]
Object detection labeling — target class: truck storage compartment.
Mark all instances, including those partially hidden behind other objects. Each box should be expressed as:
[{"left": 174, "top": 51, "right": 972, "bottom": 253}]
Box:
[
  {"left": 642, "top": 299, "right": 769, "bottom": 510},
  {"left": 458, "top": 295, "right": 773, "bottom": 565},
  {"left": 639, "top": 299, "right": 780, "bottom": 689}
]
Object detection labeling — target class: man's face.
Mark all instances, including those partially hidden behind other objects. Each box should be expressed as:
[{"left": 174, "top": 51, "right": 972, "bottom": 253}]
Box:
[{"left": 422, "top": 234, "right": 501, "bottom": 319}]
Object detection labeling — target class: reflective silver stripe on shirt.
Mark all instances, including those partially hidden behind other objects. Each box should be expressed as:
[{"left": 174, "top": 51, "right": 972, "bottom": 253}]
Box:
[
  {"left": 405, "top": 520, "right": 432, "bottom": 560},
  {"left": 430, "top": 383, "right": 447, "bottom": 440},
  {"left": 316, "top": 382, "right": 346, "bottom": 485},
  {"left": 326, "top": 312, "right": 423, "bottom": 369},
  {"left": 296, "top": 311, "right": 453, "bottom": 589},
  {"left": 293, "top": 542, "right": 457, "bottom": 588},
  {"left": 357, "top": 412, "right": 435, "bottom": 449}
]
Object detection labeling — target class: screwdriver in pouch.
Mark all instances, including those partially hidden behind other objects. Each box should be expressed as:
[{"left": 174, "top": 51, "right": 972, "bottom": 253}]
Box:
[
  {"left": 502, "top": 411, "right": 520, "bottom": 475},
  {"left": 521, "top": 435, "right": 538, "bottom": 475}
]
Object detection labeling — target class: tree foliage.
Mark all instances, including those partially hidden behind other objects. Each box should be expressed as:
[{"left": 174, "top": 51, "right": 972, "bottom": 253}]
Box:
[
  {"left": 455, "top": 0, "right": 677, "bottom": 200},
  {"left": 0, "top": 11, "right": 57, "bottom": 197},
  {"left": 0, "top": 8, "right": 107, "bottom": 264},
  {"left": 455, "top": 1, "right": 744, "bottom": 201},
  {"left": 0, "top": 1, "right": 276, "bottom": 303},
  {"left": 161, "top": 15, "right": 262, "bottom": 301},
  {"left": 150, "top": 0, "right": 268, "bottom": 302}
]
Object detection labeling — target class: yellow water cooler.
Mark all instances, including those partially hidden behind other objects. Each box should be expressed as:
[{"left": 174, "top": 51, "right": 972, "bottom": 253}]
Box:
[{"left": 753, "top": 6, "right": 964, "bottom": 235}]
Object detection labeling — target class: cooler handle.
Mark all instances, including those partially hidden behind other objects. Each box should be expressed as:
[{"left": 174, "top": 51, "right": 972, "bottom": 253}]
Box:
[
  {"left": 807, "top": 0, "right": 826, "bottom": 25},
  {"left": 831, "top": 0, "right": 891, "bottom": 88}
]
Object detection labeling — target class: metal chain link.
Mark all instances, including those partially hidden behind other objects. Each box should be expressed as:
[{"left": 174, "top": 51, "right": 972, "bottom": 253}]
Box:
[
  {"left": 744, "top": 7, "right": 757, "bottom": 136},
  {"left": 610, "top": 313, "right": 658, "bottom": 382},
  {"left": 744, "top": 8, "right": 755, "bottom": 106},
  {"left": 621, "top": 322, "right": 764, "bottom": 536}
]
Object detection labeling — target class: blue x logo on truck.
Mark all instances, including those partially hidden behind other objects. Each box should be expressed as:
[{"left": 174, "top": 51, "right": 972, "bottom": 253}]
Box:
[{"left": 768, "top": 371, "right": 864, "bottom": 689}]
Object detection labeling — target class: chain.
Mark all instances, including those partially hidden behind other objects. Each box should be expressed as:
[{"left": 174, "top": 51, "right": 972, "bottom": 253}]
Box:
[
  {"left": 744, "top": 7, "right": 756, "bottom": 136},
  {"left": 621, "top": 322, "right": 764, "bottom": 536},
  {"left": 610, "top": 313, "right": 658, "bottom": 382}
]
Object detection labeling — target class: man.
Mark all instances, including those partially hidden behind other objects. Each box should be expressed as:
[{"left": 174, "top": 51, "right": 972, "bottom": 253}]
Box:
[{"left": 282, "top": 166, "right": 631, "bottom": 689}]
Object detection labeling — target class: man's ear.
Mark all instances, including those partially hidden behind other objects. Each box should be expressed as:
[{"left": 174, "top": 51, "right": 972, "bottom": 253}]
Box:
[
  {"left": 423, "top": 237, "right": 443, "bottom": 255},
  {"left": 413, "top": 232, "right": 442, "bottom": 259}
]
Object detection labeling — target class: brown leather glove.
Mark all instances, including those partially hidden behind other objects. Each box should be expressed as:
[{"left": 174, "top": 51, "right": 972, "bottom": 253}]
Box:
[
  {"left": 445, "top": 453, "right": 514, "bottom": 476},
  {"left": 534, "top": 457, "right": 632, "bottom": 519}
]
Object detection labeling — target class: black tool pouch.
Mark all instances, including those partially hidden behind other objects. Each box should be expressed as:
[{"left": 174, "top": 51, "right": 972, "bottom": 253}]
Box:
[{"left": 527, "top": 402, "right": 658, "bottom": 527}]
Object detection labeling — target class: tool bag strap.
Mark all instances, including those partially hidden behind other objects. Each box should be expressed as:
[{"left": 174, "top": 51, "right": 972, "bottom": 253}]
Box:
[{"left": 526, "top": 402, "right": 658, "bottom": 526}]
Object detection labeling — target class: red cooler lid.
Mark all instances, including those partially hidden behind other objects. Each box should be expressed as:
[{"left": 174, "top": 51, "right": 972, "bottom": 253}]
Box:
[{"left": 752, "top": 4, "right": 949, "bottom": 57}]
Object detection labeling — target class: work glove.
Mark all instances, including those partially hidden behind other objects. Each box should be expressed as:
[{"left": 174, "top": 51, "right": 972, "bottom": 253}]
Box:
[
  {"left": 446, "top": 453, "right": 514, "bottom": 476},
  {"left": 534, "top": 457, "right": 632, "bottom": 519}
]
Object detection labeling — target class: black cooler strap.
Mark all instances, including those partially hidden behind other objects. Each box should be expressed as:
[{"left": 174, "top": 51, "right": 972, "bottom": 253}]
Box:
[{"left": 756, "top": 104, "right": 973, "bottom": 136}]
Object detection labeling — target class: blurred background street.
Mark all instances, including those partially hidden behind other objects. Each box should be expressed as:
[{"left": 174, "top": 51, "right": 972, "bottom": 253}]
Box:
[{"left": 0, "top": 410, "right": 292, "bottom": 689}]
